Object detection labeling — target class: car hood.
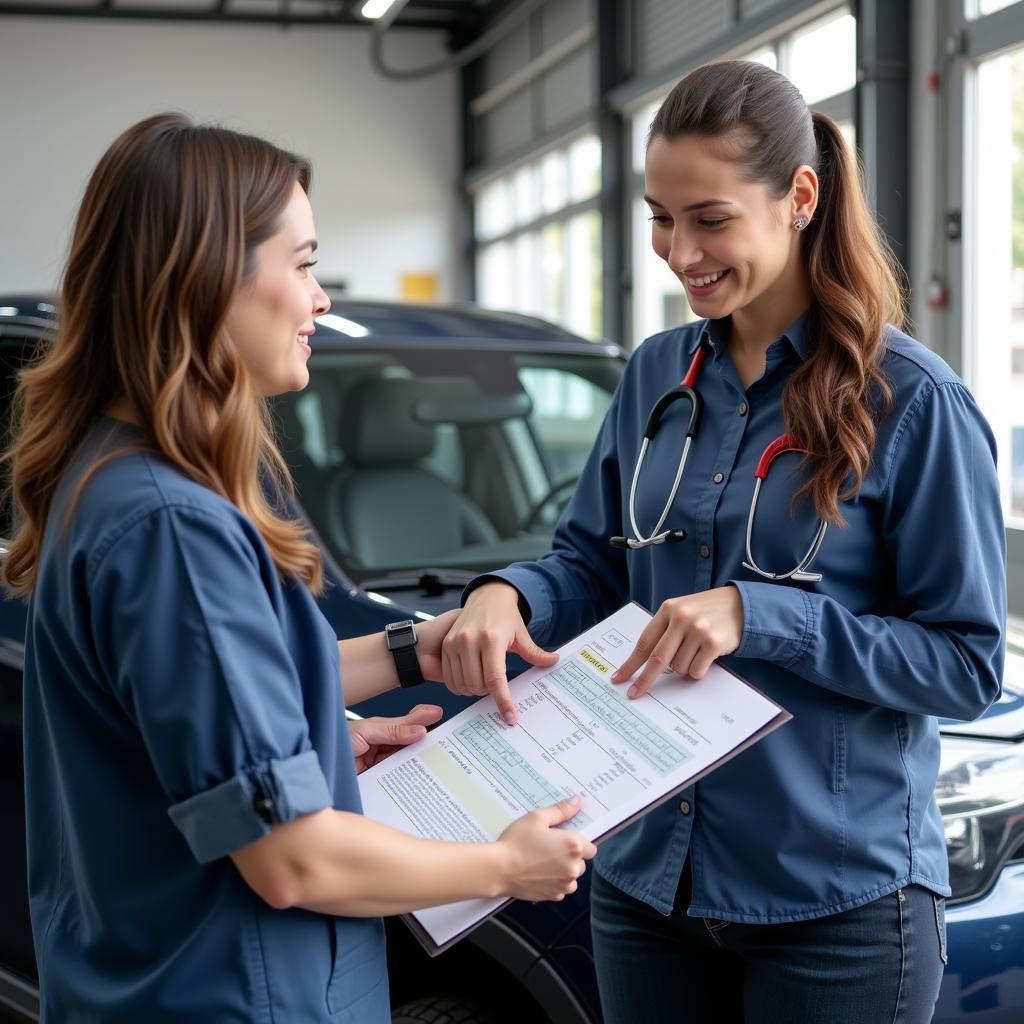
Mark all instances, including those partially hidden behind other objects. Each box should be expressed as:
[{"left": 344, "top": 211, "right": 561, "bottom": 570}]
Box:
[{"left": 940, "top": 645, "right": 1024, "bottom": 742}]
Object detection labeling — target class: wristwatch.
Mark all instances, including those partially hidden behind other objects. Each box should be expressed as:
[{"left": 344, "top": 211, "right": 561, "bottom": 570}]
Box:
[{"left": 385, "top": 619, "right": 423, "bottom": 689}]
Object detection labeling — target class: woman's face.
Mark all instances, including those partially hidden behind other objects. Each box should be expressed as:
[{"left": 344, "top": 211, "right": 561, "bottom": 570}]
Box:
[
  {"left": 225, "top": 181, "right": 330, "bottom": 397},
  {"left": 644, "top": 133, "right": 812, "bottom": 324}
]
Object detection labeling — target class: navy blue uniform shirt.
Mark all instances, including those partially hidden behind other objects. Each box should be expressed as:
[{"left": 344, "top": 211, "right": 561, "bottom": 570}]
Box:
[
  {"left": 23, "top": 420, "right": 389, "bottom": 1022},
  {"left": 476, "top": 315, "right": 1006, "bottom": 922}
]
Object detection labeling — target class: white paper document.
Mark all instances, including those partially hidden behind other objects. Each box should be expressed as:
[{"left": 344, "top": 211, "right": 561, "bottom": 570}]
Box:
[{"left": 357, "top": 602, "right": 790, "bottom": 954}]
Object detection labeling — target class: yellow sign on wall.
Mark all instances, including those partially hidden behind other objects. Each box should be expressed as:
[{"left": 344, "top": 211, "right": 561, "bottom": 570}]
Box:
[{"left": 401, "top": 272, "right": 439, "bottom": 302}]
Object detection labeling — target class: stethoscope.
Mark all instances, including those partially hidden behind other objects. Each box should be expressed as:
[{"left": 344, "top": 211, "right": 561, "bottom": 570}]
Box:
[{"left": 610, "top": 342, "right": 828, "bottom": 583}]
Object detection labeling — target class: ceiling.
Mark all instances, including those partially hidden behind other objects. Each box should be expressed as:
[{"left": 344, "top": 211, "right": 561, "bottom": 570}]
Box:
[{"left": 0, "top": 0, "right": 514, "bottom": 38}]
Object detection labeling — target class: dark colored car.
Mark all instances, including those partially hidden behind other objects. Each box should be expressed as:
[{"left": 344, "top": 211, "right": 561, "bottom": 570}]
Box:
[{"left": 0, "top": 295, "right": 1022, "bottom": 1023}]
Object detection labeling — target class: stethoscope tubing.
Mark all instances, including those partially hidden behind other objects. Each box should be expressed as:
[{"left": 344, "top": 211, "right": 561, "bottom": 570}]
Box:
[{"left": 614, "top": 340, "right": 828, "bottom": 580}]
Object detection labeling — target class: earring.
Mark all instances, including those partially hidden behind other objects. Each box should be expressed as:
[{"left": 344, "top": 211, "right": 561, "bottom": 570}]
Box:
[{"left": 793, "top": 216, "right": 808, "bottom": 231}]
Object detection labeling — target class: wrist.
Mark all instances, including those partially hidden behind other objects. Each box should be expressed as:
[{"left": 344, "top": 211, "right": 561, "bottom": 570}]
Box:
[{"left": 486, "top": 837, "right": 515, "bottom": 899}]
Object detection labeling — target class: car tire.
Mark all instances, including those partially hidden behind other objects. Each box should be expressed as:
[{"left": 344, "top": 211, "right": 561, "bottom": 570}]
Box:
[{"left": 391, "top": 991, "right": 498, "bottom": 1024}]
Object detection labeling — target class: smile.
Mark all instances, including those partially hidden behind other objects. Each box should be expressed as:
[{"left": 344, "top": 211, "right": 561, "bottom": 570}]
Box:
[{"left": 684, "top": 269, "right": 729, "bottom": 288}]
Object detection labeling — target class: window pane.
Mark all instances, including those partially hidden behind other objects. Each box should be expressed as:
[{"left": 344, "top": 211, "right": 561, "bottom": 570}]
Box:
[
  {"left": 743, "top": 46, "right": 778, "bottom": 70},
  {"left": 477, "top": 241, "right": 514, "bottom": 311},
  {"left": 789, "top": 11, "right": 856, "bottom": 105},
  {"left": 974, "top": 0, "right": 1022, "bottom": 16},
  {"left": 566, "top": 211, "right": 603, "bottom": 339},
  {"left": 971, "top": 48, "right": 1024, "bottom": 524},
  {"left": 514, "top": 232, "right": 540, "bottom": 316},
  {"left": 632, "top": 98, "right": 663, "bottom": 175},
  {"left": 541, "top": 149, "right": 569, "bottom": 213},
  {"left": 475, "top": 178, "right": 514, "bottom": 241},
  {"left": 569, "top": 134, "right": 602, "bottom": 203},
  {"left": 514, "top": 164, "right": 540, "bottom": 226},
  {"left": 540, "top": 223, "right": 566, "bottom": 322}
]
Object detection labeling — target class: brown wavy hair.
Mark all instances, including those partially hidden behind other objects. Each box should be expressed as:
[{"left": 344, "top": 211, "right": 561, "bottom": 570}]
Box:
[
  {"left": 2, "top": 112, "right": 324, "bottom": 595},
  {"left": 649, "top": 60, "right": 904, "bottom": 525}
]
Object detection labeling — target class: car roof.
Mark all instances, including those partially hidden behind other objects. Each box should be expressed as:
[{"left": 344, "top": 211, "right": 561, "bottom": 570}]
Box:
[{"left": 0, "top": 294, "right": 623, "bottom": 357}]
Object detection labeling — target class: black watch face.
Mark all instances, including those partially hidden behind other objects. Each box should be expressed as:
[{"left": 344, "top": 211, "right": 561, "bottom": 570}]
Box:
[{"left": 386, "top": 620, "right": 416, "bottom": 650}]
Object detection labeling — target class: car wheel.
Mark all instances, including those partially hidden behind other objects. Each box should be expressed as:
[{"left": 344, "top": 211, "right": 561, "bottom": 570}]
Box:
[{"left": 391, "top": 990, "right": 498, "bottom": 1024}]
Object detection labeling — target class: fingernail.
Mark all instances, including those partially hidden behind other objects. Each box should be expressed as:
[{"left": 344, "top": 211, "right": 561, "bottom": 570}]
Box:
[
  {"left": 504, "top": 711, "right": 516, "bottom": 725},
  {"left": 405, "top": 726, "right": 426, "bottom": 739},
  {"left": 628, "top": 685, "right": 638, "bottom": 698}
]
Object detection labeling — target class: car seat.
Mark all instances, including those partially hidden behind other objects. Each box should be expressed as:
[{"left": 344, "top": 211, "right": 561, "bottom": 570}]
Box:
[{"left": 325, "top": 377, "right": 499, "bottom": 569}]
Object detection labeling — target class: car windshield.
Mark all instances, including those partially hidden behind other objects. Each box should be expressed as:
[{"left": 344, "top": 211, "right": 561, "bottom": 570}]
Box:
[{"left": 272, "top": 345, "right": 621, "bottom": 585}]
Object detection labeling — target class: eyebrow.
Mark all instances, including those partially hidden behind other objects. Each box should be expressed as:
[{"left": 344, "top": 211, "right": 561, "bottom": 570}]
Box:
[
  {"left": 294, "top": 239, "right": 319, "bottom": 254},
  {"left": 643, "top": 195, "right": 735, "bottom": 213}
]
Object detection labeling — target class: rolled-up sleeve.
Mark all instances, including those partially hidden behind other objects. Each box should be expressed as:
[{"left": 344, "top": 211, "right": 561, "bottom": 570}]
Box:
[
  {"left": 732, "top": 380, "right": 1006, "bottom": 721},
  {"left": 89, "top": 504, "right": 332, "bottom": 862}
]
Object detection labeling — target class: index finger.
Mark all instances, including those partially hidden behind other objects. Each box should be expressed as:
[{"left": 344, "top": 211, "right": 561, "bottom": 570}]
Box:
[
  {"left": 612, "top": 617, "right": 664, "bottom": 683},
  {"left": 482, "top": 642, "right": 518, "bottom": 725}
]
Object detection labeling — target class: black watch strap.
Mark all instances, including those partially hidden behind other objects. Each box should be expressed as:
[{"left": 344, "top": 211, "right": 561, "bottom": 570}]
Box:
[{"left": 393, "top": 644, "right": 423, "bottom": 689}]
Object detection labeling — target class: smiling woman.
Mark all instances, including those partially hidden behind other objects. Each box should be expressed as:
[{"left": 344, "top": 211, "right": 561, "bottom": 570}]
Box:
[
  {"left": 0, "top": 113, "right": 595, "bottom": 1024},
  {"left": 441, "top": 58, "right": 1006, "bottom": 1024},
  {"left": 224, "top": 184, "right": 330, "bottom": 397}
]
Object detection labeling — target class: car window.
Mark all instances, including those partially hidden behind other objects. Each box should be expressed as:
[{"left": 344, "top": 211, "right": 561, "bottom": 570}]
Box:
[
  {"left": 0, "top": 334, "right": 44, "bottom": 540},
  {"left": 272, "top": 346, "right": 621, "bottom": 581}
]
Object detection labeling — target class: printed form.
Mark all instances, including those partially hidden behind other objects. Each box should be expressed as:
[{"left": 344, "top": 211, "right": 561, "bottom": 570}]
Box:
[{"left": 357, "top": 602, "right": 790, "bottom": 954}]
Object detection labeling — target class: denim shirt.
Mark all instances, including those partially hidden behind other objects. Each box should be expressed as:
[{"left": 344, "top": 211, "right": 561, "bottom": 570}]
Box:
[
  {"left": 23, "top": 421, "right": 390, "bottom": 1022},
  {"left": 475, "top": 316, "right": 1006, "bottom": 923}
]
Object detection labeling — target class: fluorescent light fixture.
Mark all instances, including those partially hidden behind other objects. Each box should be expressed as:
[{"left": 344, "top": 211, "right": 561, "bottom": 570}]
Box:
[
  {"left": 0, "top": 307, "right": 18, "bottom": 316},
  {"left": 315, "top": 313, "right": 370, "bottom": 337},
  {"left": 360, "top": 0, "right": 408, "bottom": 20}
]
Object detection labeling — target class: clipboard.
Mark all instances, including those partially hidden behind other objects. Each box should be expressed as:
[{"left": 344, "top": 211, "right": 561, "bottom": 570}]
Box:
[{"left": 357, "top": 602, "right": 791, "bottom": 956}]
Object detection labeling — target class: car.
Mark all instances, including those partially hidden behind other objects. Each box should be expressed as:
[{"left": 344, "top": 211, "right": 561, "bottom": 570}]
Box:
[{"left": 0, "top": 295, "right": 1022, "bottom": 1023}]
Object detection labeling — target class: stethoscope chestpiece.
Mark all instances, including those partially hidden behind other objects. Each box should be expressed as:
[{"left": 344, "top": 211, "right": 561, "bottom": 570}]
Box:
[{"left": 610, "top": 528, "right": 687, "bottom": 550}]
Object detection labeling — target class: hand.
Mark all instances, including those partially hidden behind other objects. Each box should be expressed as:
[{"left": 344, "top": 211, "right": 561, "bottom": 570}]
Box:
[
  {"left": 441, "top": 582, "right": 559, "bottom": 726},
  {"left": 496, "top": 795, "right": 597, "bottom": 902},
  {"left": 413, "top": 609, "right": 461, "bottom": 682},
  {"left": 611, "top": 585, "right": 744, "bottom": 699},
  {"left": 347, "top": 704, "right": 443, "bottom": 773}
]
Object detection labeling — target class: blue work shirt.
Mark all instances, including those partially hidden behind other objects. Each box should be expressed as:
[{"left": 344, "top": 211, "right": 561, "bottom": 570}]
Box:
[
  {"left": 476, "top": 315, "right": 1006, "bottom": 923},
  {"left": 23, "top": 420, "right": 389, "bottom": 1022}
]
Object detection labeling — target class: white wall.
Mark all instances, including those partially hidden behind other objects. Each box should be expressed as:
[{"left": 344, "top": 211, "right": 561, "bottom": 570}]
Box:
[{"left": 0, "top": 16, "right": 458, "bottom": 299}]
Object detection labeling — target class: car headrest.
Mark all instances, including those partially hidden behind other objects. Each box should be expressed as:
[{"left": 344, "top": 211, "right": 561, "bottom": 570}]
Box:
[{"left": 338, "top": 375, "right": 533, "bottom": 467}]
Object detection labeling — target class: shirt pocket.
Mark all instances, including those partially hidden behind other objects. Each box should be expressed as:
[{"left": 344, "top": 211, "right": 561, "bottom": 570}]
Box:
[{"left": 326, "top": 916, "right": 389, "bottom": 1019}]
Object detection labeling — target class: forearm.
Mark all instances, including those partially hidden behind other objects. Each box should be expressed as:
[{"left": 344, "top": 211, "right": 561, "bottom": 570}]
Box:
[
  {"left": 234, "top": 808, "right": 507, "bottom": 917},
  {"left": 337, "top": 633, "right": 400, "bottom": 705},
  {"left": 734, "top": 582, "right": 1003, "bottom": 720}
]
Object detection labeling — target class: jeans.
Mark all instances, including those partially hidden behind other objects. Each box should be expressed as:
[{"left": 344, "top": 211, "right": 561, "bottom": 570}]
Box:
[{"left": 590, "top": 864, "right": 947, "bottom": 1024}]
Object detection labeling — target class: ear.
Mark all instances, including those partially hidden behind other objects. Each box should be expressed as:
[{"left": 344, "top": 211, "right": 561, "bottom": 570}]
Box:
[{"left": 791, "top": 165, "right": 819, "bottom": 226}]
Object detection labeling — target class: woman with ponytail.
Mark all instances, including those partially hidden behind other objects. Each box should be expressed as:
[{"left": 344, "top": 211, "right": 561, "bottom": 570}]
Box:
[
  {"left": 4, "top": 113, "right": 595, "bottom": 1023},
  {"left": 441, "top": 60, "right": 1005, "bottom": 1021}
]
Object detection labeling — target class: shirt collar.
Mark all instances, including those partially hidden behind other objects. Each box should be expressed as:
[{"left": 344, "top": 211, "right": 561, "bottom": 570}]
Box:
[{"left": 688, "top": 312, "right": 810, "bottom": 362}]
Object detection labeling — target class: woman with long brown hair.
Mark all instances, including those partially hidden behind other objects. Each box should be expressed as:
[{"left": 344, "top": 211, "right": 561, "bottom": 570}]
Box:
[
  {"left": 4, "top": 113, "right": 595, "bottom": 1022},
  {"left": 439, "top": 60, "right": 1006, "bottom": 1021}
]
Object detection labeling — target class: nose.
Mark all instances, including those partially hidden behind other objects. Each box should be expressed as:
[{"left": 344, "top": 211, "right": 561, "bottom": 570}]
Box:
[
  {"left": 667, "top": 227, "right": 703, "bottom": 275},
  {"left": 312, "top": 275, "right": 331, "bottom": 316}
]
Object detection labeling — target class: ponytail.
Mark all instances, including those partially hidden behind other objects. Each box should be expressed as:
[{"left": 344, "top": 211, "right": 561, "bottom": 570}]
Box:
[{"left": 786, "top": 111, "right": 903, "bottom": 524}]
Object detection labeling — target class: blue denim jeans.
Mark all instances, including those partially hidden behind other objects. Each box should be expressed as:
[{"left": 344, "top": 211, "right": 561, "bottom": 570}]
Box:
[{"left": 590, "top": 864, "right": 947, "bottom": 1024}]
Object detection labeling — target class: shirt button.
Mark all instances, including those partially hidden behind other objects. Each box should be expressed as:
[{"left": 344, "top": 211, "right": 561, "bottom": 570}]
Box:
[
  {"left": 713, "top": 472, "right": 724, "bottom": 484},
  {"left": 699, "top": 544, "right": 710, "bottom": 558},
  {"left": 738, "top": 402, "right": 748, "bottom": 416},
  {"left": 679, "top": 800, "right": 692, "bottom": 815}
]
